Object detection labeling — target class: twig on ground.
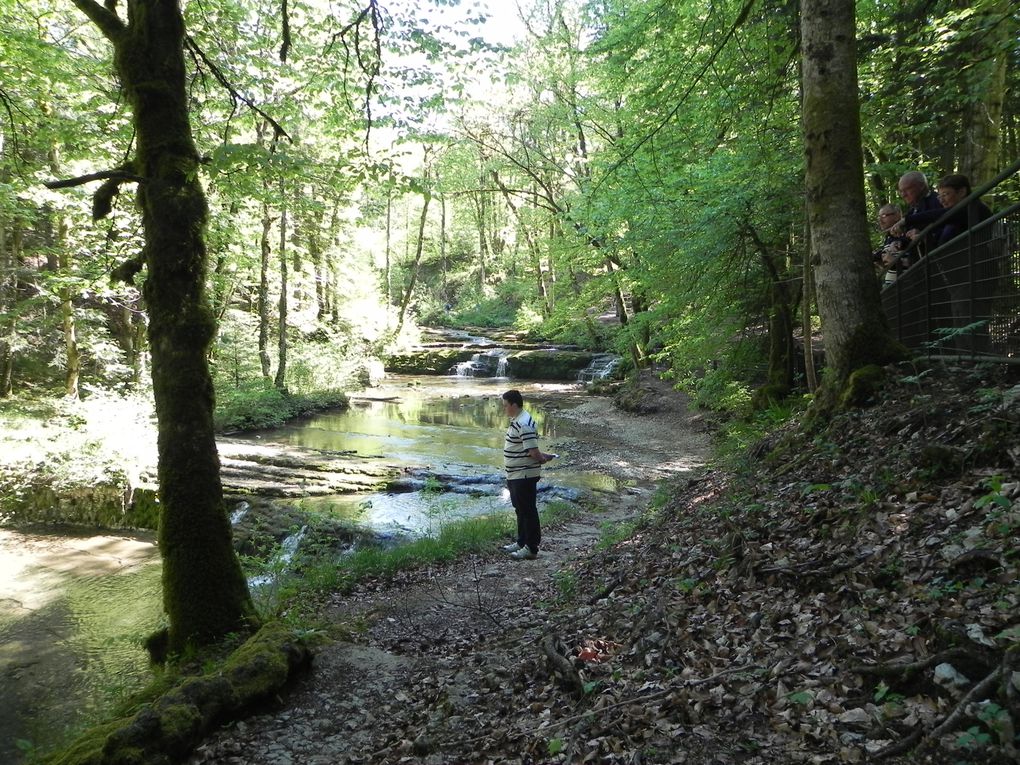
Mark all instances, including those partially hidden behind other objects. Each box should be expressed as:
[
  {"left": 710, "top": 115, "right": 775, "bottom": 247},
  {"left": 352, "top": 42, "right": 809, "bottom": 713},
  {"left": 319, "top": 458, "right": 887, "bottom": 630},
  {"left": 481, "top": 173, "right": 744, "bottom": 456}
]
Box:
[
  {"left": 849, "top": 647, "right": 970, "bottom": 680},
  {"left": 542, "top": 634, "right": 585, "bottom": 695},
  {"left": 872, "top": 665, "right": 1004, "bottom": 761}
]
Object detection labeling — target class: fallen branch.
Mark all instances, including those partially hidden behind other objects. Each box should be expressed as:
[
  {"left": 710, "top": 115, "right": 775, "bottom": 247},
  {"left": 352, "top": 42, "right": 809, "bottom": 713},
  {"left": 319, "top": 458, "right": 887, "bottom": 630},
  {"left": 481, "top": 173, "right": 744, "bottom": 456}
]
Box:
[
  {"left": 919, "top": 666, "right": 1003, "bottom": 750},
  {"left": 542, "top": 634, "right": 585, "bottom": 696},
  {"left": 537, "top": 664, "right": 759, "bottom": 734},
  {"left": 872, "top": 665, "right": 1004, "bottom": 760},
  {"left": 849, "top": 647, "right": 970, "bottom": 680},
  {"left": 441, "top": 663, "right": 761, "bottom": 753},
  {"left": 758, "top": 548, "right": 876, "bottom": 578}
]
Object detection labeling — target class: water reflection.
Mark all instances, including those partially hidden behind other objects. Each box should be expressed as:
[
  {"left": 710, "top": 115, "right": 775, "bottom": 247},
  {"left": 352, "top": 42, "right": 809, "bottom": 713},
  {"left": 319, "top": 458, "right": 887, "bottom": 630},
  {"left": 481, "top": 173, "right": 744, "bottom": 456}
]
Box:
[
  {"left": 0, "top": 528, "right": 162, "bottom": 763},
  {"left": 248, "top": 378, "right": 566, "bottom": 477},
  {"left": 0, "top": 377, "right": 600, "bottom": 760},
  {"left": 246, "top": 377, "right": 600, "bottom": 534}
]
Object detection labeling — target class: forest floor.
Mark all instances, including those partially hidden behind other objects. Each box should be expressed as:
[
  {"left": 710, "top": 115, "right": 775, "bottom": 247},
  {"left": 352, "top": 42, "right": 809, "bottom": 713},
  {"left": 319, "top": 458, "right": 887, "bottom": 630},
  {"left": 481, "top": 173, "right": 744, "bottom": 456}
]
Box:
[{"left": 187, "top": 364, "right": 1019, "bottom": 765}]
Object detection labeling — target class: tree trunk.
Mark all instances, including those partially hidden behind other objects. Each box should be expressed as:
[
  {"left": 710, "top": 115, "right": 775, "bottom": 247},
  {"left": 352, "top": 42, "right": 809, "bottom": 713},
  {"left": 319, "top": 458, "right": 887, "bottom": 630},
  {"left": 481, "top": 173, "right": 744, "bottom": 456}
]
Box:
[
  {"left": 308, "top": 201, "right": 326, "bottom": 321},
  {"left": 494, "top": 172, "right": 550, "bottom": 315},
  {"left": 397, "top": 192, "right": 432, "bottom": 333},
  {"left": 48, "top": 143, "right": 81, "bottom": 398},
  {"left": 258, "top": 202, "right": 273, "bottom": 380},
  {"left": 0, "top": 220, "right": 12, "bottom": 397},
  {"left": 440, "top": 192, "right": 448, "bottom": 303},
  {"left": 747, "top": 226, "right": 800, "bottom": 405},
  {"left": 958, "top": 0, "right": 1012, "bottom": 185},
  {"left": 801, "top": 0, "right": 902, "bottom": 404},
  {"left": 474, "top": 172, "right": 489, "bottom": 289},
  {"left": 384, "top": 175, "right": 393, "bottom": 309},
  {"left": 275, "top": 181, "right": 288, "bottom": 391},
  {"left": 802, "top": 205, "right": 818, "bottom": 393},
  {"left": 59, "top": 219, "right": 80, "bottom": 398},
  {"left": 69, "top": 0, "right": 256, "bottom": 655}
]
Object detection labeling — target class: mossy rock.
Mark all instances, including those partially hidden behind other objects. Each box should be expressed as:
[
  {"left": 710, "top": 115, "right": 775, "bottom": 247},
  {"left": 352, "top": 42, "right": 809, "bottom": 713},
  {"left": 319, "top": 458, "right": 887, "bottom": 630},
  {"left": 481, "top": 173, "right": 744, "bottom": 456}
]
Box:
[
  {"left": 385, "top": 349, "right": 477, "bottom": 375},
  {"left": 45, "top": 622, "right": 311, "bottom": 765},
  {"left": 505, "top": 350, "right": 595, "bottom": 380}
]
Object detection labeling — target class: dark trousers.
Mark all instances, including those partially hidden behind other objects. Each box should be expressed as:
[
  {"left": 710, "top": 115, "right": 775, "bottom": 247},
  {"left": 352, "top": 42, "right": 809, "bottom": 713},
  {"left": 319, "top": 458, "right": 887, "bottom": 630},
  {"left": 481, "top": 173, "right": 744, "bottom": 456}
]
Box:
[{"left": 507, "top": 476, "right": 541, "bottom": 553}]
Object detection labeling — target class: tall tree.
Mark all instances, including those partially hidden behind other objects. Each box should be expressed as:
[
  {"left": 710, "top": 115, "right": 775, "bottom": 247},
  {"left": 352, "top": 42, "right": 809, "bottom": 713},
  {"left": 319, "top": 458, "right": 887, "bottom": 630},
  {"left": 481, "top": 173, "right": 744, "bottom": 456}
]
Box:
[
  {"left": 801, "top": 0, "right": 902, "bottom": 404},
  {"left": 957, "top": 0, "right": 1014, "bottom": 184},
  {"left": 60, "top": 0, "right": 257, "bottom": 654}
]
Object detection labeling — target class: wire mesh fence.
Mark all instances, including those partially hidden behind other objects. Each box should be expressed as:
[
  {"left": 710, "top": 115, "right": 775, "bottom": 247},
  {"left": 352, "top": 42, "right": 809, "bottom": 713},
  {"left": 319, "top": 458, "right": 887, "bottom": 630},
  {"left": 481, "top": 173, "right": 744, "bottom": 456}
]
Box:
[{"left": 881, "top": 202, "right": 1020, "bottom": 362}]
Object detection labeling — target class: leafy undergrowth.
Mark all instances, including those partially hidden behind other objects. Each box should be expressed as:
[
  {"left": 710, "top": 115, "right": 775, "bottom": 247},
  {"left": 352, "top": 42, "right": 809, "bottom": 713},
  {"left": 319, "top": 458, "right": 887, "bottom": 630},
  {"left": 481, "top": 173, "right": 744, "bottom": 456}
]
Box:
[
  {"left": 190, "top": 362, "right": 1018, "bottom": 765},
  {"left": 513, "top": 363, "right": 1020, "bottom": 764},
  {"left": 426, "top": 363, "right": 1018, "bottom": 764}
]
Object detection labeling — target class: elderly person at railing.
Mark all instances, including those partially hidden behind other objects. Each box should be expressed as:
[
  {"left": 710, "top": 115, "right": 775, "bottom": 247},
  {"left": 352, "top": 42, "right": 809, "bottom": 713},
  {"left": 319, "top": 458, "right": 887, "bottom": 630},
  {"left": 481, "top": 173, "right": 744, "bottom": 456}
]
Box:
[
  {"left": 872, "top": 204, "right": 911, "bottom": 286},
  {"left": 892, "top": 173, "right": 992, "bottom": 249},
  {"left": 892, "top": 171, "right": 944, "bottom": 254}
]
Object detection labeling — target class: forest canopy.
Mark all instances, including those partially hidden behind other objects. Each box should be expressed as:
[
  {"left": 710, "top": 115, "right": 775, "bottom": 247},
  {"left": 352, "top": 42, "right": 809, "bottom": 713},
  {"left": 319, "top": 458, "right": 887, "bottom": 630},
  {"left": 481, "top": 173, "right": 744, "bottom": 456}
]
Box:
[{"left": 0, "top": 0, "right": 1016, "bottom": 410}]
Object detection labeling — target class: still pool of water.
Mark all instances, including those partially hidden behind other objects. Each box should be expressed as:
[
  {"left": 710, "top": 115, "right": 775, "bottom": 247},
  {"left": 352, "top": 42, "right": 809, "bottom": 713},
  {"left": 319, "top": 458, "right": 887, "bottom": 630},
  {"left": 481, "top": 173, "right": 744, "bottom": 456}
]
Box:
[
  {"left": 0, "top": 375, "right": 618, "bottom": 760},
  {"left": 240, "top": 376, "right": 625, "bottom": 533}
]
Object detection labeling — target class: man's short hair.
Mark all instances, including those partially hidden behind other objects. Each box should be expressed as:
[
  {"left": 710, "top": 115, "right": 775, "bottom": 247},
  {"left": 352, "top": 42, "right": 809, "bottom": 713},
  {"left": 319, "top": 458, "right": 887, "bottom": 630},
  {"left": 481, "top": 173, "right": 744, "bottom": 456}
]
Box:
[
  {"left": 878, "top": 204, "right": 900, "bottom": 217},
  {"left": 899, "top": 170, "right": 928, "bottom": 191},
  {"left": 501, "top": 389, "right": 524, "bottom": 407}
]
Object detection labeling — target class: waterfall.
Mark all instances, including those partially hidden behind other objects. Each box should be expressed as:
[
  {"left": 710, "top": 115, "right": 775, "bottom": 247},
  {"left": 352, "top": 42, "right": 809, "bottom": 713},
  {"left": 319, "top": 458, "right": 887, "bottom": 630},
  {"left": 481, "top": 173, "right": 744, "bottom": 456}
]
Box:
[
  {"left": 452, "top": 348, "right": 510, "bottom": 377},
  {"left": 577, "top": 354, "right": 621, "bottom": 383},
  {"left": 248, "top": 525, "right": 307, "bottom": 588},
  {"left": 229, "top": 501, "right": 250, "bottom": 525}
]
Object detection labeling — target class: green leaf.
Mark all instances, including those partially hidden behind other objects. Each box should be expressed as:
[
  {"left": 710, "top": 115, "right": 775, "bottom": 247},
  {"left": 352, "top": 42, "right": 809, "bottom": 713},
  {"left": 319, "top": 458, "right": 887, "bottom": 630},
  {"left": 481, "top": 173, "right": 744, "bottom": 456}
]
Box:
[{"left": 787, "top": 690, "right": 813, "bottom": 705}]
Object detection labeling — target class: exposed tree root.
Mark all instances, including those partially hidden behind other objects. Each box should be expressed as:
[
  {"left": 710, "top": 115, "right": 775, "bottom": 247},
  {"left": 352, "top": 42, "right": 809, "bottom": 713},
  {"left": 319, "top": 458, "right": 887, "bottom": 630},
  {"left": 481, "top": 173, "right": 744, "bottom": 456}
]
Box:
[
  {"left": 48, "top": 622, "right": 310, "bottom": 765},
  {"left": 542, "top": 634, "right": 585, "bottom": 696}
]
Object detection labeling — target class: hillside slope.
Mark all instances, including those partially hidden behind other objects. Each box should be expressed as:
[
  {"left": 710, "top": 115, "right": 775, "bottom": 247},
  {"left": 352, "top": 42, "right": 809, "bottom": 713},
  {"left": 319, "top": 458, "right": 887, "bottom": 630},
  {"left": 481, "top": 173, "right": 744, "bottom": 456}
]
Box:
[{"left": 191, "top": 362, "right": 1019, "bottom": 765}]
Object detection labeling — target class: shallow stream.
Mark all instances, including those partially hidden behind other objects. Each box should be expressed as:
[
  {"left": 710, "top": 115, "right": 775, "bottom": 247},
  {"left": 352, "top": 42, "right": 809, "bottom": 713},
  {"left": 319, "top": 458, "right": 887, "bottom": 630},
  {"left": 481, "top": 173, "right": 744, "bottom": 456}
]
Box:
[{"left": 0, "top": 375, "right": 615, "bottom": 761}]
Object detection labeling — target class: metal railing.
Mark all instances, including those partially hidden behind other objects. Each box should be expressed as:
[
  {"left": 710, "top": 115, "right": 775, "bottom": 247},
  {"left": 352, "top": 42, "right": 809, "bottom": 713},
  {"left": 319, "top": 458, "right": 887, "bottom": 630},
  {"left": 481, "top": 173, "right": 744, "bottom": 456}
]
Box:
[{"left": 881, "top": 160, "right": 1020, "bottom": 362}]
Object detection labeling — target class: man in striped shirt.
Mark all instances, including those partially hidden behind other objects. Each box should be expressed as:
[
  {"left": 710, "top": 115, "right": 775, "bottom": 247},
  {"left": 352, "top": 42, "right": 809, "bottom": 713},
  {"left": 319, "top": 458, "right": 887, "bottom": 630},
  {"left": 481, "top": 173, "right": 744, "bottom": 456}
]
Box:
[{"left": 500, "top": 389, "right": 555, "bottom": 560}]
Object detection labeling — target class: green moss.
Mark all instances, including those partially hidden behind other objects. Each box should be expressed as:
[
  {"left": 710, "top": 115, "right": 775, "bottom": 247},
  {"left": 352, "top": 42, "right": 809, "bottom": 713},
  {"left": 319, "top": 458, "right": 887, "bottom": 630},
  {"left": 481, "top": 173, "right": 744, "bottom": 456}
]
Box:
[
  {"left": 43, "top": 719, "right": 120, "bottom": 765},
  {"left": 505, "top": 350, "right": 595, "bottom": 380},
  {"left": 839, "top": 364, "right": 886, "bottom": 408},
  {"left": 44, "top": 623, "right": 310, "bottom": 765},
  {"left": 385, "top": 349, "right": 476, "bottom": 374},
  {"left": 751, "top": 383, "right": 790, "bottom": 410},
  {"left": 223, "top": 621, "right": 309, "bottom": 700}
]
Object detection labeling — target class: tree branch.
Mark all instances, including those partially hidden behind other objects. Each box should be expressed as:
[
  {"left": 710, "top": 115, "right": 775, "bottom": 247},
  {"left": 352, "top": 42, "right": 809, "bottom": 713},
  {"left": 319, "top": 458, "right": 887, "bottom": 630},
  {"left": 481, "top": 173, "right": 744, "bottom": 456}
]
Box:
[
  {"left": 68, "top": 0, "right": 125, "bottom": 41},
  {"left": 280, "top": 0, "right": 292, "bottom": 62},
  {"left": 325, "top": 1, "right": 382, "bottom": 146},
  {"left": 872, "top": 665, "right": 1004, "bottom": 760},
  {"left": 184, "top": 35, "right": 290, "bottom": 143},
  {"left": 44, "top": 170, "right": 145, "bottom": 190},
  {"left": 593, "top": 0, "right": 757, "bottom": 191}
]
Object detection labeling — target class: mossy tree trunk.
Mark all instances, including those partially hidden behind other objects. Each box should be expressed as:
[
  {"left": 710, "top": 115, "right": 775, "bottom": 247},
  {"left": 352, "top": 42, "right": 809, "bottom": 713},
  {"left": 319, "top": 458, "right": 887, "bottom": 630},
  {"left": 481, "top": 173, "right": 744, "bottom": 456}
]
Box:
[
  {"left": 69, "top": 0, "right": 257, "bottom": 654},
  {"left": 800, "top": 0, "right": 903, "bottom": 406}
]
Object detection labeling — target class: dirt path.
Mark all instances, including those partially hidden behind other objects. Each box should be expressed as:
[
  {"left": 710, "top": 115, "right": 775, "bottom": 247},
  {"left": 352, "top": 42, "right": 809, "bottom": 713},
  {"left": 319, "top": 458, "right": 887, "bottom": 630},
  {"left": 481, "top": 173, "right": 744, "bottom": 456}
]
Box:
[{"left": 189, "top": 380, "right": 712, "bottom": 765}]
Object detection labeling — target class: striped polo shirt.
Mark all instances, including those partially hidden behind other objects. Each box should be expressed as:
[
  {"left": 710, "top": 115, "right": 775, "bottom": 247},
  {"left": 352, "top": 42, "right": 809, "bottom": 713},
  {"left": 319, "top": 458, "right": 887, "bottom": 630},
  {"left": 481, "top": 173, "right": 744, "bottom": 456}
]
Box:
[{"left": 504, "top": 410, "right": 541, "bottom": 480}]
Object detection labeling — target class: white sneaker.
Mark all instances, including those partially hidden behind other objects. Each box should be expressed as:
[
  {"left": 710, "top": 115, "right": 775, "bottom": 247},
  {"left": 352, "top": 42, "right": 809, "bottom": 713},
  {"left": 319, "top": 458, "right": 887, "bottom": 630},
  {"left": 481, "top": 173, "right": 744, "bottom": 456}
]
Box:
[
  {"left": 510, "top": 548, "right": 538, "bottom": 560},
  {"left": 502, "top": 542, "right": 523, "bottom": 552}
]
